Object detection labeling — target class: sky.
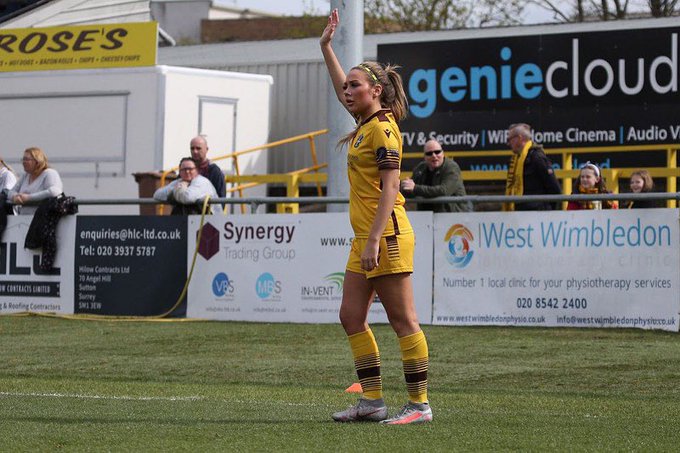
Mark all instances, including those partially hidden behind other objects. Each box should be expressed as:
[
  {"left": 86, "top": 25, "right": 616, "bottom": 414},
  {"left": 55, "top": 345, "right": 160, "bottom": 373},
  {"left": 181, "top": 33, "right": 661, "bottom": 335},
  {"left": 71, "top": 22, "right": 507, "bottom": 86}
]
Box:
[
  {"left": 218, "top": 1, "right": 556, "bottom": 24},
  {"left": 218, "top": 0, "right": 330, "bottom": 16}
]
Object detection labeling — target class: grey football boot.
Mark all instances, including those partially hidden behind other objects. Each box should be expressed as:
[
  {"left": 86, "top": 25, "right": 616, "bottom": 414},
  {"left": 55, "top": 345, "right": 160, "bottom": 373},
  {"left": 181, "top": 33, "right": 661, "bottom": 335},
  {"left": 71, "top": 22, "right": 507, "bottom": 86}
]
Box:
[{"left": 332, "top": 398, "right": 388, "bottom": 422}]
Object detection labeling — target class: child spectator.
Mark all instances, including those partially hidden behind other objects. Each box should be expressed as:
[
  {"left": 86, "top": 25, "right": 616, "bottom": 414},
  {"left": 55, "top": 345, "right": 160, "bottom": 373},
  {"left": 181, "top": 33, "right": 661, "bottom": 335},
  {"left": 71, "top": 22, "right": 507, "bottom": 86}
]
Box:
[
  {"left": 625, "top": 170, "right": 659, "bottom": 209},
  {"left": 567, "top": 162, "right": 618, "bottom": 210}
]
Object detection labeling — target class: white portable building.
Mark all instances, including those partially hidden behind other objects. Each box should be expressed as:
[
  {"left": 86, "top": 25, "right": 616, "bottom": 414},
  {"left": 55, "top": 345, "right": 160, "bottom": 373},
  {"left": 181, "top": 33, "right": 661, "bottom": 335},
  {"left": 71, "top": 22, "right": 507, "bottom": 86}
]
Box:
[{"left": 0, "top": 65, "right": 272, "bottom": 213}]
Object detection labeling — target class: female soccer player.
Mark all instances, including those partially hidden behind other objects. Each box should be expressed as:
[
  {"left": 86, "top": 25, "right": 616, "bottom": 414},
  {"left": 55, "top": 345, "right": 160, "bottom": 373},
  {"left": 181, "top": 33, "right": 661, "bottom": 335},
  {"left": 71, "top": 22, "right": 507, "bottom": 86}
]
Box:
[{"left": 320, "top": 9, "right": 432, "bottom": 425}]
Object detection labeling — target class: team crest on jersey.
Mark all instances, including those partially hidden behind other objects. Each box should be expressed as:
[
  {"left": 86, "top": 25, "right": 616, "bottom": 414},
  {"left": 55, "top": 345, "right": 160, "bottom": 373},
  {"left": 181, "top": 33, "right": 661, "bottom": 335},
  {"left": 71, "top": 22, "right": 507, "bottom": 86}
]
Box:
[
  {"left": 353, "top": 134, "right": 364, "bottom": 148},
  {"left": 375, "top": 147, "right": 387, "bottom": 161},
  {"left": 384, "top": 129, "right": 391, "bottom": 138}
]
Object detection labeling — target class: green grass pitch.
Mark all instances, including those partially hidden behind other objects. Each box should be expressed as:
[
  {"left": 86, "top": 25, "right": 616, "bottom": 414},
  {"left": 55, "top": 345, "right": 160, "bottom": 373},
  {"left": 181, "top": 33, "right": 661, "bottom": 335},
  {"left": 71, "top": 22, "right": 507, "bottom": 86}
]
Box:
[{"left": 1, "top": 317, "right": 679, "bottom": 451}]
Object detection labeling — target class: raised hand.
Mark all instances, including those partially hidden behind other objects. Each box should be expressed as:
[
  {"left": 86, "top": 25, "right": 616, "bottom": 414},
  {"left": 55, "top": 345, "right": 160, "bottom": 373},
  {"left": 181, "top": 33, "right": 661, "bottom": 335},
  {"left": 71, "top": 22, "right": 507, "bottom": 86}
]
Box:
[
  {"left": 319, "top": 8, "right": 348, "bottom": 111},
  {"left": 320, "top": 8, "right": 339, "bottom": 46}
]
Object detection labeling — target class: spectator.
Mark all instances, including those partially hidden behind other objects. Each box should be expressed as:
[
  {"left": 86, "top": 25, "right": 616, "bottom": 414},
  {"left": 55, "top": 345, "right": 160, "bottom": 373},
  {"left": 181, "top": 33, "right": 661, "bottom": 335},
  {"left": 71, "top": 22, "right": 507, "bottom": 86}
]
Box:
[
  {"left": 0, "top": 155, "right": 17, "bottom": 228},
  {"left": 400, "top": 139, "right": 471, "bottom": 212},
  {"left": 154, "top": 157, "right": 217, "bottom": 215},
  {"left": 625, "top": 170, "right": 659, "bottom": 209},
  {"left": 9, "top": 147, "right": 63, "bottom": 215},
  {"left": 567, "top": 162, "right": 618, "bottom": 210},
  {"left": 0, "top": 156, "right": 17, "bottom": 191},
  {"left": 503, "top": 123, "right": 561, "bottom": 211},
  {"left": 189, "top": 135, "right": 226, "bottom": 199}
]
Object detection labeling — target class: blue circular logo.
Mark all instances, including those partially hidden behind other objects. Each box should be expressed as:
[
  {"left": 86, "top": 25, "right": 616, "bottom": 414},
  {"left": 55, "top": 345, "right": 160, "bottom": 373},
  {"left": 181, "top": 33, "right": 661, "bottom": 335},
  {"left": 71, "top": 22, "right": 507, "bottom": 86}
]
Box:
[
  {"left": 212, "top": 272, "right": 230, "bottom": 296},
  {"left": 256, "top": 272, "right": 275, "bottom": 299}
]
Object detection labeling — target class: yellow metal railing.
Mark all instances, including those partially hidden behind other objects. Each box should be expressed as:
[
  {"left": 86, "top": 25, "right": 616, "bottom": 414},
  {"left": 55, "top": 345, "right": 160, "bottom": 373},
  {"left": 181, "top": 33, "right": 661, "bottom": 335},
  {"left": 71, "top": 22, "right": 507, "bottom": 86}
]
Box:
[
  {"left": 404, "top": 144, "right": 680, "bottom": 208},
  {"left": 225, "top": 170, "right": 327, "bottom": 213},
  {"left": 158, "top": 138, "right": 679, "bottom": 213},
  {"left": 158, "top": 129, "right": 328, "bottom": 214}
]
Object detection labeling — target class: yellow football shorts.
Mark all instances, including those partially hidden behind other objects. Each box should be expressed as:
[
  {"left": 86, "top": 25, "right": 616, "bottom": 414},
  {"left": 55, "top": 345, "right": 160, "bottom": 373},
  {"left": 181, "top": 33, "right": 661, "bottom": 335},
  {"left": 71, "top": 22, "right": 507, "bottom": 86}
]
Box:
[{"left": 346, "top": 233, "right": 414, "bottom": 279}]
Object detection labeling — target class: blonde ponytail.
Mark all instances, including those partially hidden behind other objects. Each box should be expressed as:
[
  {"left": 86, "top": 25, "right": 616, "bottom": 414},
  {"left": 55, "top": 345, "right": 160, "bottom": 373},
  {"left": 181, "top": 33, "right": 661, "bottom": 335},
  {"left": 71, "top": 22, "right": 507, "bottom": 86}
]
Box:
[{"left": 382, "top": 64, "right": 408, "bottom": 122}]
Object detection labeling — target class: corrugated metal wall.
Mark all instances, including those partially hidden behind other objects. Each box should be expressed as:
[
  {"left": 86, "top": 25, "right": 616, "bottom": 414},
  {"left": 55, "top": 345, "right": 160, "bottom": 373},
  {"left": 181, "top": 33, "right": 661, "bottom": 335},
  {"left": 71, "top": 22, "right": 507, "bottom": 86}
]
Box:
[
  {"left": 159, "top": 36, "right": 358, "bottom": 176},
  {"left": 227, "top": 62, "right": 328, "bottom": 173},
  {"left": 198, "top": 61, "right": 331, "bottom": 176}
]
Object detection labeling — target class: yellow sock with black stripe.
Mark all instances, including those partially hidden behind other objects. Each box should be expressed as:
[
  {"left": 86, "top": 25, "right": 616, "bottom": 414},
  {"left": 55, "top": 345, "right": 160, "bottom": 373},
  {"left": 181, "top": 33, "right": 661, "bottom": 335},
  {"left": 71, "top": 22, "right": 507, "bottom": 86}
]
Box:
[
  {"left": 399, "top": 330, "right": 429, "bottom": 404},
  {"left": 348, "top": 329, "right": 383, "bottom": 400}
]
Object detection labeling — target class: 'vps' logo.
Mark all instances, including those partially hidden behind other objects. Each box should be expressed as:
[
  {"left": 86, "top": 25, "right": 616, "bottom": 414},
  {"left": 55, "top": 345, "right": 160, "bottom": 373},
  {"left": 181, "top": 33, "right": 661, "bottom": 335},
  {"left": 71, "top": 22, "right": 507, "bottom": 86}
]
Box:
[
  {"left": 212, "top": 272, "right": 234, "bottom": 296},
  {"left": 444, "top": 224, "right": 474, "bottom": 268}
]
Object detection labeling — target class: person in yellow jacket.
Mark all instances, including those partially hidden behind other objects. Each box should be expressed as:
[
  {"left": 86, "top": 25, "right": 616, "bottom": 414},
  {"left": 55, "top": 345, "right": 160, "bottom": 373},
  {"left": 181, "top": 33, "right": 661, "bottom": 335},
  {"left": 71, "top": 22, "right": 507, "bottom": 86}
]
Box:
[{"left": 504, "top": 123, "right": 562, "bottom": 211}]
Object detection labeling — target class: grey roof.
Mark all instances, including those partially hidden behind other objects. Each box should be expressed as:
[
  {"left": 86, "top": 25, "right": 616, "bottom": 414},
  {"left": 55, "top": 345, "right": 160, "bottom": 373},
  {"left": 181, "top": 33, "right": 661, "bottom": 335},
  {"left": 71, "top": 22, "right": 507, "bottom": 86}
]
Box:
[
  {"left": 159, "top": 16, "right": 679, "bottom": 68},
  {"left": 0, "top": 0, "right": 50, "bottom": 24},
  {"left": 0, "top": 0, "right": 151, "bottom": 28}
]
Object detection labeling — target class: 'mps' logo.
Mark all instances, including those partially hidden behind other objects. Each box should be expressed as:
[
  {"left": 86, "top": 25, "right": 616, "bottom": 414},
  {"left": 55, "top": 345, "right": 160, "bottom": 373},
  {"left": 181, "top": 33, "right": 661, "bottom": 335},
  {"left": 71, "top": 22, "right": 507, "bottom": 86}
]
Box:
[
  {"left": 444, "top": 224, "right": 474, "bottom": 268},
  {"left": 256, "top": 272, "right": 282, "bottom": 300}
]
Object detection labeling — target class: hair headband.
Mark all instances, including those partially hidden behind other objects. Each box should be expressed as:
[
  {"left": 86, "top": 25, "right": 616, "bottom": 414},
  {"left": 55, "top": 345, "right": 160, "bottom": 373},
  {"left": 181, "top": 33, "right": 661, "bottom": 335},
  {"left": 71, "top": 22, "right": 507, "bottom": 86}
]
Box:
[
  {"left": 581, "top": 161, "right": 600, "bottom": 178},
  {"left": 358, "top": 64, "right": 380, "bottom": 84}
]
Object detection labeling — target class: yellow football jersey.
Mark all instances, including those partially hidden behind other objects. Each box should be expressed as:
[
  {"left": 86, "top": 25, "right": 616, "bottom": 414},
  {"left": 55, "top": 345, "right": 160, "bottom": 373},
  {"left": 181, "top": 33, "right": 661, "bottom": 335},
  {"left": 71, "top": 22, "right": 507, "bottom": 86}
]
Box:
[{"left": 347, "top": 109, "right": 412, "bottom": 238}]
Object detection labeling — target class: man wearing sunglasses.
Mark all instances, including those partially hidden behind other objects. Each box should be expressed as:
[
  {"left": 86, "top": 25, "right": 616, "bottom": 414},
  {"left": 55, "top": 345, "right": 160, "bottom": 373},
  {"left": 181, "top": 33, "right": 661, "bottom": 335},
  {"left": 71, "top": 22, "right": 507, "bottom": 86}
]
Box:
[
  {"left": 400, "top": 139, "right": 471, "bottom": 212},
  {"left": 153, "top": 157, "right": 217, "bottom": 215}
]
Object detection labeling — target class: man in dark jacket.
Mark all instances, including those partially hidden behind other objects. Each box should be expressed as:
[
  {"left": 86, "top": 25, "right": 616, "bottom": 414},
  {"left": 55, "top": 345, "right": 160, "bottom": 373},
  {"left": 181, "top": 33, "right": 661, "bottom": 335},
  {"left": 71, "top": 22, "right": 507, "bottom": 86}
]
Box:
[
  {"left": 189, "top": 135, "right": 226, "bottom": 199},
  {"left": 504, "top": 123, "right": 562, "bottom": 211},
  {"left": 400, "top": 139, "right": 471, "bottom": 213}
]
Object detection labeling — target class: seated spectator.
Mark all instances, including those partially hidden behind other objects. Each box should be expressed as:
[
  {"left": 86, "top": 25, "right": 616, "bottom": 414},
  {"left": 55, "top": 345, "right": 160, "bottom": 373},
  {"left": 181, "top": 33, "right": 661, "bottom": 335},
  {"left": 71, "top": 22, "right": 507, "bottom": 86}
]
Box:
[
  {"left": 625, "top": 170, "right": 659, "bottom": 209},
  {"left": 8, "top": 147, "right": 63, "bottom": 215},
  {"left": 154, "top": 157, "right": 217, "bottom": 215},
  {"left": 0, "top": 156, "right": 17, "bottom": 191},
  {"left": 400, "top": 139, "right": 471, "bottom": 212},
  {"left": 0, "top": 155, "right": 16, "bottom": 232},
  {"left": 567, "top": 162, "right": 618, "bottom": 210}
]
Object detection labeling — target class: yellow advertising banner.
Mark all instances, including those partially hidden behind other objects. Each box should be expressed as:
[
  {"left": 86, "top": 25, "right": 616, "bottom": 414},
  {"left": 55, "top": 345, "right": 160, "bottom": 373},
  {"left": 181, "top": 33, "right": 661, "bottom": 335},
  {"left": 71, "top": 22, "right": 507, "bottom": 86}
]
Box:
[{"left": 0, "top": 21, "right": 158, "bottom": 72}]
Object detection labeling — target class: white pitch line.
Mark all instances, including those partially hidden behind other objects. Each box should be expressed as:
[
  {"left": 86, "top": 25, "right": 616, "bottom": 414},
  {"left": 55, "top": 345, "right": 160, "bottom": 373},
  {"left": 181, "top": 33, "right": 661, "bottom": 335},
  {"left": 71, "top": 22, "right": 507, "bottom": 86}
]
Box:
[
  {"left": 0, "top": 392, "right": 647, "bottom": 420},
  {"left": 0, "top": 391, "right": 336, "bottom": 408},
  {"left": 0, "top": 391, "right": 204, "bottom": 402}
]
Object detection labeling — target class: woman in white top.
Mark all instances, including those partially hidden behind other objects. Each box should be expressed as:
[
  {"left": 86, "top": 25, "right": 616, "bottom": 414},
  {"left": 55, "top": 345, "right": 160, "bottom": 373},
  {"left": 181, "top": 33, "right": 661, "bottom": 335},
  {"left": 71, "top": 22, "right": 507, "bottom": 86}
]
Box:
[
  {"left": 9, "top": 147, "right": 63, "bottom": 215},
  {"left": 0, "top": 157, "right": 17, "bottom": 191}
]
